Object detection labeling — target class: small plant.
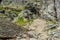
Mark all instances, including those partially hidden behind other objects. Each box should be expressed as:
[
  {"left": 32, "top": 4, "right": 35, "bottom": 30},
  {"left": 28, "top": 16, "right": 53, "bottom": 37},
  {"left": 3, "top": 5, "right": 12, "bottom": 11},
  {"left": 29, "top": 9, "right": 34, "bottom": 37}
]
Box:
[
  {"left": 15, "top": 17, "right": 34, "bottom": 26},
  {"left": 15, "top": 17, "right": 27, "bottom": 25}
]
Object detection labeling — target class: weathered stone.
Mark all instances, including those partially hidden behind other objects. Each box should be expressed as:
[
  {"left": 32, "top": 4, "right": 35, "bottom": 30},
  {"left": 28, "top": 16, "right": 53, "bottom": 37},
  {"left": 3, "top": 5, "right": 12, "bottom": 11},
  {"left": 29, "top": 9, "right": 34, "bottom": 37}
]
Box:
[
  {"left": 55, "top": 0, "right": 60, "bottom": 22},
  {"left": 45, "top": 24, "right": 58, "bottom": 30},
  {"left": 40, "top": 0, "right": 57, "bottom": 21},
  {"left": 0, "top": 17, "right": 28, "bottom": 37},
  {"left": 53, "top": 29, "right": 60, "bottom": 38},
  {"left": 46, "top": 37, "right": 52, "bottom": 40},
  {"left": 5, "top": 12, "right": 18, "bottom": 20},
  {"left": 30, "top": 38, "right": 37, "bottom": 40},
  {"left": 1, "top": 0, "right": 28, "bottom": 5},
  {"left": 27, "top": 31, "right": 37, "bottom": 38},
  {"left": 41, "top": 13, "right": 56, "bottom": 21},
  {"left": 0, "top": 0, "right": 60, "bottom": 40},
  {"left": 47, "top": 29, "right": 60, "bottom": 40},
  {"left": 18, "top": 9, "right": 34, "bottom": 20}
]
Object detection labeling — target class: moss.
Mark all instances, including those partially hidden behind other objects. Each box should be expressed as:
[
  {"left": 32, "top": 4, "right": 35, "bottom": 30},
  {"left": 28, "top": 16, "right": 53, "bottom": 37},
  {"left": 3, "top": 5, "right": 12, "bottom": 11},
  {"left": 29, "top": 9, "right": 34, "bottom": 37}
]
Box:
[
  {"left": 15, "top": 17, "right": 34, "bottom": 26},
  {"left": 15, "top": 17, "right": 27, "bottom": 25},
  {"left": 0, "top": 6, "right": 2, "bottom": 9},
  {"left": 0, "top": 6, "right": 4, "bottom": 9}
]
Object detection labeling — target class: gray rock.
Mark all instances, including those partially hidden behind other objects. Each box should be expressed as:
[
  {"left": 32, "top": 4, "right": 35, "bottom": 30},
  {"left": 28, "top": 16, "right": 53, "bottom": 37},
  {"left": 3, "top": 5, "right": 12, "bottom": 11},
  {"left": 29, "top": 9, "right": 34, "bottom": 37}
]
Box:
[
  {"left": 5, "top": 12, "right": 18, "bottom": 20},
  {"left": 40, "top": 0, "right": 57, "bottom": 21},
  {"left": 53, "top": 29, "right": 60, "bottom": 38},
  {"left": 21, "top": 34, "right": 27, "bottom": 38},
  {"left": 47, "top": 29, "right": 60, "bottom": 40},
  {"left": 55, "top": 0, "right": 60, "bottom": 22},
  {"left": 18, "top": 9, "right": 34, "bottom": 20},
  {"left": 41, "top": 13, "right": 56, "bottom": 21},
  {"left": 1, "top": 0, "right": 28, "bottom": 5},
  {"left": 27, "top": 31, "right": 37, "bottom": 38},
  {"left": 46, "top": 37, "right": 52, "bottom": 40},
  {"left": 37, "top": 33, "right": 44, "bottom": 40},
  {"left": 0, "top": 17, "right": 28, "bottom": 37},
  {"left": 45, "top": 24, "right": 58, "bottom": 30}
]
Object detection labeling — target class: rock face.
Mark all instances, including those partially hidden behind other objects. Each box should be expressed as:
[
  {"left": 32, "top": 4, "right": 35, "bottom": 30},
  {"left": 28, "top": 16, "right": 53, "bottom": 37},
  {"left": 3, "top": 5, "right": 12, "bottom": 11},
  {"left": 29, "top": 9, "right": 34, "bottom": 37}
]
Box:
[
  {"left": 0, "top": 17, "right": 27, "bottom": 37},
  {"left": 40, "top": 0, "right": 60, "bottom": 22},
  {"left": 55, "top": 0, "right": 60, "bottom": 22},
  {"left": 0, "top": 0, "right": 60, "bottom": 40},
  {"left": 5, "top": 12, "right": 18, "bottom": 20},
  {"left": 40, "top": 0, "right": 57, "bottom": 21},
  {"left": 1, "top": 0, "right": 27, "bottom": 5}
]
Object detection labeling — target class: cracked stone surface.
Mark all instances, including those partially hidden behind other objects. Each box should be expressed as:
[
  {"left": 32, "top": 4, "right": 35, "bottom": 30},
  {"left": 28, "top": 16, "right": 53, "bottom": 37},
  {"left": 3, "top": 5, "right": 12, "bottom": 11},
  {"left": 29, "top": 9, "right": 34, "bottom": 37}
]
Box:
[
  {"left": 0, "top": 0, "right": 60, "bottom": 40},
  {"left": 0, "top": 17, "right": 28, "bottom": 38}
]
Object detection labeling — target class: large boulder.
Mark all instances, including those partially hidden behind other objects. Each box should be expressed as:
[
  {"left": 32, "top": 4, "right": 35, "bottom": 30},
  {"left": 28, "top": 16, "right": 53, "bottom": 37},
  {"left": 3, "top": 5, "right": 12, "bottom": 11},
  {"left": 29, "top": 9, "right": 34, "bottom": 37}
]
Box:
[{"left": 0, "top": 17, "right": 28, "bottom": 38}]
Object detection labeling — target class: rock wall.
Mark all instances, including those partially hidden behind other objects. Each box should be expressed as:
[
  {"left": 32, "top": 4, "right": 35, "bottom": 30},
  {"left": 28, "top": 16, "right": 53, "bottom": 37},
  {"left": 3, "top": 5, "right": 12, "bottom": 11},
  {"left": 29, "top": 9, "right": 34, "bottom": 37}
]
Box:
[{"left": 0, "top": 0, "right": 60, "bottom": 40}]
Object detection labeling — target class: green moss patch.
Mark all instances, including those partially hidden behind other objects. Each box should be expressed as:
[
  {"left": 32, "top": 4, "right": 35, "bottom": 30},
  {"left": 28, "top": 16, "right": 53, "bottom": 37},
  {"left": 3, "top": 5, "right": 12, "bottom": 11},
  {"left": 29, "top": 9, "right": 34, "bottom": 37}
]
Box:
[{"left": 15, "top": 17, "right": 33, "bottom": 26}]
